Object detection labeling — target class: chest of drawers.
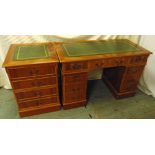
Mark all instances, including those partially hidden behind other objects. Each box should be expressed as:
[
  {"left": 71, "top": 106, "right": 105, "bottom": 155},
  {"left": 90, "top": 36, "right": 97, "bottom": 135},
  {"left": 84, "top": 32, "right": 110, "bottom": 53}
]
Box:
[{"left": 3, "top": 43, "right": 60, "bottom": 117}]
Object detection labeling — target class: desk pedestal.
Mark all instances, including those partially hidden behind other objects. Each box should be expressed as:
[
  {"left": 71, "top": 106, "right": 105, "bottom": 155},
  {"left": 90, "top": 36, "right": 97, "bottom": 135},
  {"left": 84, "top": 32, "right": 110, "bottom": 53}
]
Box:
[
  {"left": 62, "top": 72, "right": 88, "bottom": 109},
  {"left": 103, "top": 65, "right": 145, "bottom": 98}
]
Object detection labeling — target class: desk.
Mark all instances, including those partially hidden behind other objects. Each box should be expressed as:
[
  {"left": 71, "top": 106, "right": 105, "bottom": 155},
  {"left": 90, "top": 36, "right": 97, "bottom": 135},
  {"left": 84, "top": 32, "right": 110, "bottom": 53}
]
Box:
[
  {"left": 3, "top": 43, "right": 60, "bottom": 117},
  {"left": 55, "top": 39, "right": 151, "bottom": 109}
]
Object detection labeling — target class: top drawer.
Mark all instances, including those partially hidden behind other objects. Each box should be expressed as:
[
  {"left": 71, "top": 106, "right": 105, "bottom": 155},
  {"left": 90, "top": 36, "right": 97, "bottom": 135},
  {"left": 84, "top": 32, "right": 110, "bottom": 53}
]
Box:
[
  {"left": 62, "top": 61, "right": 88, "bottom": 73},
  {"left": 128, "top": 55, "right": 148, "bottom": 65},
  {"left": 7, "top": 63, "right": 57, "bottom": 80},
  {"left": 88, "top": 57, "right": 128, "bottom": 71}
]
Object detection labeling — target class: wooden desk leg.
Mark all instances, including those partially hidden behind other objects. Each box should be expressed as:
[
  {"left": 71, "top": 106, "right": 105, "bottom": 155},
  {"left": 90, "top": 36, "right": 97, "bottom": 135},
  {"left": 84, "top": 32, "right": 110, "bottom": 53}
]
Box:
[
  {"left": 62, "top": 72, "right": 88, "bottom": 109},
  {"left": 103, "top": 65, "right": 145, "bottom": 99}
]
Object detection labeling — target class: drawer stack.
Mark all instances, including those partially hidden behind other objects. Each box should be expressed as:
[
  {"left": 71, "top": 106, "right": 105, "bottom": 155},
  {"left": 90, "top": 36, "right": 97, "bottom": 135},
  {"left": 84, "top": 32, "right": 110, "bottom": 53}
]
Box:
[
  {"left": 120, "top": 65, "right": 145, "bottom": 92},
  {"left": 6, "top": 63, "right": 60, "bottom": 117},
  {"left": 61, "top": 61, "right": 88, "bottom": 109},
  {"left": 3, "top": 43, "right": 61, "bottom": 117},
  {"left": 62, "top": 73, "right": 88, "bottom": 109}
]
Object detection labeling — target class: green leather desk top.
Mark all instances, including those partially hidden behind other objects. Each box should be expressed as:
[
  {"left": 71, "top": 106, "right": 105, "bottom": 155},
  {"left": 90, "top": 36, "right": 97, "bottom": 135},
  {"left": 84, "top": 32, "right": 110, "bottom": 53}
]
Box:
[
  {"left": 62, "top": 40, "right": 141, "bottom": 57},
  {"left": 13, "top": 45, "right": 49, "bottom": 60}
]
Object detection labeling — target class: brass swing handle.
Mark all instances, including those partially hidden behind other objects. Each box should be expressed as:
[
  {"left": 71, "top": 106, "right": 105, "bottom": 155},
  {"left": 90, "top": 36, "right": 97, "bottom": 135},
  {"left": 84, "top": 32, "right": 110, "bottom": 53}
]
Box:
[
  {"left": 31, "top": 81, "right": 43, "bottom": 87},
  {"left": 71, "top": 64, "right": 82, "bottom": 70},
  {"left": 29, "top": 69, "right": 40, "bottom": 75},
  {"left": 33, "top": 91, "right": 42, "bottom": 96}
]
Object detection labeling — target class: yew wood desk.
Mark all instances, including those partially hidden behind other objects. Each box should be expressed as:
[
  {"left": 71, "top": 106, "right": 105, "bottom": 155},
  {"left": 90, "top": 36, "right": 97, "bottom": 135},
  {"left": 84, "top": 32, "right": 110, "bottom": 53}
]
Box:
[
  {"left": 55, "top": 39, "right": 151, "bottom": 109},
  {"left": 3, "top": 43, "right": 60, "bottom": 117}
]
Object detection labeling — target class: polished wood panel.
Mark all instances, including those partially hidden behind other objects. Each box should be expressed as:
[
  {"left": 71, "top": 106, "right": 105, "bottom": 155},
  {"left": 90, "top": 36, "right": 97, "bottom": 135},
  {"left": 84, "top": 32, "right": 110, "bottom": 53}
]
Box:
[
  {"left": 7, "top": 63, "right": 56, "bottom": 80},
  {"left": 19, "top": 104, "right": 60, "bottom": 117},
  {"left": 63, "top": 100, "right": 86, "bottom": 110},
  {"left": 15, "top": 87, "right": 57, "bottom": 100},
  {"left": 63, "top": 73, "right": 88, "bottom": 84},
  {"left": 18, "top": 96, "right": 58, "bottom": 109},
  {"left": 11, "top": 76, "right": 57, "bottom": 90}
]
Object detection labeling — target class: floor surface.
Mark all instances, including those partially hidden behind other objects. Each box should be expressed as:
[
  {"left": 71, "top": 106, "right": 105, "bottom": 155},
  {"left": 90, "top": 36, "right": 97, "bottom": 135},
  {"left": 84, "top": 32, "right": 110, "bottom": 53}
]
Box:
[{"left": 0, "top": 80, "right": 155, "bottom": 119}]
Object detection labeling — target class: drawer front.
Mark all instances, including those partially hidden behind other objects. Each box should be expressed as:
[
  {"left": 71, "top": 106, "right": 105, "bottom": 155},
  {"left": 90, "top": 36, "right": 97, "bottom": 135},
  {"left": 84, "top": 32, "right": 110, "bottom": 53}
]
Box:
[
  {"left": 89, "top": 58, "right": 128, "bottom": 70},
  {"left": 63, "top": 91, "right": 86, "bottom": 103},
  {"left": 64, "top": 83, "right": 87, "bottom": 93},
  {"left": 120, "top": 66, "right": 144, "bottom": 92},
  {"left": 62, "top": 61, "right": 88, "bottom": 72},
  {"left": 15, "top": 87, "right": 57, "bottom": 100},
  {"left": 8, "top": 63, "right": 56, "bottom": 79},
  {"left": 63, "top": 82, "right": 87, "bottom": 103},
  {"left": 12, "top": 76, "right": 57, "bottom": 90},
  {"left": 109, "top": 58, "right": 128, "bottom": 66},
  {"left": 129, "top": 55, "right": 148, "bottom": 65},
  {"left": 126, "top": 66, "right": 144, "bottom": 75},
  {"left": 63, "top": 73, "right": 88, "bottom": 84},
  {"left": 89, "top": 59, "right": 109, "bottom": 70},
  {"left": 120, "top": 76, "right": 139, "bottom": 92},
  {"left": 18, "top": 96, "right": 58, "bottom": 109}
]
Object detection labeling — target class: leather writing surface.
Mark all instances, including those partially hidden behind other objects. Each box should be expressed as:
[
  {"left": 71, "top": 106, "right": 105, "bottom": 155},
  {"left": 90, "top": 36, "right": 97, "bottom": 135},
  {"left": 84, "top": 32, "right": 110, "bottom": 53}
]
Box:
[
  {"left": 62, "top": 40, "right": 141, "bottom": 57},
  {"left": 13, "top": 45, "right": 49, "bottom": 60}
]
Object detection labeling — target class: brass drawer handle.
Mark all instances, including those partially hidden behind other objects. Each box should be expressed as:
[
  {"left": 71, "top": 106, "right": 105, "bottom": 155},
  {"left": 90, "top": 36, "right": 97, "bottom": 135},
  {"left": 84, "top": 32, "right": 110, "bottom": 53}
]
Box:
[
  {"left": 35, "top": 100, "right": 40, "bottom": 106},
  {"left": 37, "top": 81, "right": 42, "bottom": 86},
  {"left": 31, "top": 81, "right": 36, "bottom": 86},
  {"left": 35, "top": 70, "right": 39, "bottom": 74},
  {"left": 33, "top": 91, "right": 38, "bottom": 96},
  {"left": 72, "top": 64, "right": 81, "bottom": 70},
  {"left": 29, "top": 70, "right": 34, "bottom": 75},
  {"left": 115, "top": 60, "right": 123, "bottom": 65},
  {"left": 129, "top": 68, "right": 138, "bottom": 74},
  {"left": 33, "top": 91, "right": 42, "bottom": 96},
  {"left": 72, "top": 88, "right": 80, "bottom": 92},
  {"left": 72, "top": 75, "right": 80, "bottom": 79},
  {"left": 95, "top": 63, "right": 100, "bottom": 67},
  {"left": 29, "top": 69, "right": 39, "bottom": 75},
  {"left": 95, "top": 62, "right": 104, "bottom": 67}
]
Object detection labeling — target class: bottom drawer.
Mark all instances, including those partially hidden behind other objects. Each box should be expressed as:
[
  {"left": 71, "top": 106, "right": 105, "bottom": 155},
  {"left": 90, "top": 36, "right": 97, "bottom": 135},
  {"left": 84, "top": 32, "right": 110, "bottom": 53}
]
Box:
[
  {"left": 63, "top": 91, "right": 86, "bottom": 103},
  {"left": 18, "top": 96, "right": 58, "bottom": 109},
  {"left": 19, "top": 104, "right": 60, "bottom": 117},
  {"left": 120, "top": 77, "right": 139, "bottom": 92}
]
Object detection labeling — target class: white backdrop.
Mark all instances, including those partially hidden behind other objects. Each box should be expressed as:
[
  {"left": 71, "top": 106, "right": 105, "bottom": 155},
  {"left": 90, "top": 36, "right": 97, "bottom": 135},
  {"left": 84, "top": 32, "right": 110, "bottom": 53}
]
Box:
[{"left": 138, "top": 36, "right": 155, "bottom": 97}]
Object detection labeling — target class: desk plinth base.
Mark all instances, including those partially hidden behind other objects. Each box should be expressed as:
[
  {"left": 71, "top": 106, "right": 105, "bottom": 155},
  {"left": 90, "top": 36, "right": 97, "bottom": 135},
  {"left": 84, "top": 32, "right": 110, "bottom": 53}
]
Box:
[
  {"left": 63, "top": 100, "right": 87, "bottom": 110},
  {"left": 19, "top": 104, "right": 61, "bottom": 117},
  {"left": 103, "top": 77, "right": 136, "bottom": 99}
]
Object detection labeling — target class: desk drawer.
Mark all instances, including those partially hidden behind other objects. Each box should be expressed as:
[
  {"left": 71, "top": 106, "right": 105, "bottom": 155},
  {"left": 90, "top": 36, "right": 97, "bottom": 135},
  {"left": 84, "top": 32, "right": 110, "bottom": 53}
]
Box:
[
  {"left": 109, "top": 58, "right": 128, "bottom": 66},
  {"left": 129, "top": 55, "right": 148, "bottom": 65},
  {"left": 63, "top": 73, "right": 87, "bottom": 84},
  {"left": 62, "top": 61, "right": 88, "bottom": 72},
  {"left": 18, "top": 96, "right": 58, "bottom": 109},
  {"left": 120, "top": 66, "right": 144, "bottom": 92},
  {"left": 63, "top": 91, "right": 85, "bottom": 103},
  {"left": 126, "top": 66, "right": 144, "bottom": 75},
  {"left": 89, "top": 59, "right": 109, "bottom": 70},
  {"left": 12, "top": 76, "right": 57, "bottom": 90},
  {"left": 89, "top": 58, "right": 128, "bottom": 70},
  {"left": 15, "top": 87, "right": 57, "bottom": 100},
  {"left": 64, "top": 83, "right": 87, "bottom": 93},
  {"left": 7, "top": 63, "right": 56, "bottom": 79},
  {"left": 120, "top": 77, "right": 139, "bottom": 92}
]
